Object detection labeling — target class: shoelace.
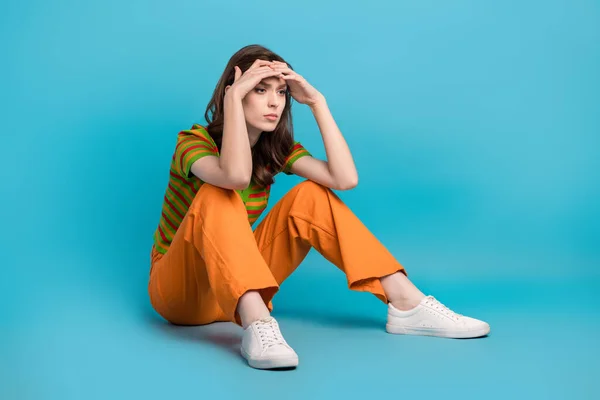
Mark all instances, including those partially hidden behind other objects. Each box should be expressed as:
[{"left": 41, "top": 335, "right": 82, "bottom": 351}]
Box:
[
  {"left": 424, "top": 296, "right": 463, "bottom": 321},
  {"left": 256, "top": 317, "right": 286, "bottom": 348}
]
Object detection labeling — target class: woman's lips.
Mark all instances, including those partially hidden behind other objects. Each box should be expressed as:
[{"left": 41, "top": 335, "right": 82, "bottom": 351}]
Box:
[{"left": 264, "top": 115, "right": 278, "bottom": 121}]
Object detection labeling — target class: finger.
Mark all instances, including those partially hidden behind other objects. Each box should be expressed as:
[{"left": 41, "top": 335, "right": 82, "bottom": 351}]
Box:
[
  {"left": 238, "top": 68, "right": 281, "bottom": 85},
  {"left": 250, "top": 69, "right": 285, "bottom": 85},
  {"left": 272, "top": 65, "right": 299, "bottom": 78},
  {"left": 257, "top": 69, "right": 285, "bottom": 79},
  {"left": 248, "top": 59, "right": 275, "bottom": 70},
  {"left": 236, "top": 61, "right": 274, "bottom": 81},
  {"left": 248, "top": 66, "right": 277, "bottom": 76},
  {"left": 272, "top": 66, "right": 294, "bottom": 75},
  {"left": 237, "top": 60, "right": 272, "bottom": 78},
  {"left": 280, "top": 73, "right": 301, "bottom": 81}
]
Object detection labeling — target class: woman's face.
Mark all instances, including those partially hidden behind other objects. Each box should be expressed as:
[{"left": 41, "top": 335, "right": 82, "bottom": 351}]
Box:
[{"left": 242, "top": 76, "right": 288, "bottom": 133}]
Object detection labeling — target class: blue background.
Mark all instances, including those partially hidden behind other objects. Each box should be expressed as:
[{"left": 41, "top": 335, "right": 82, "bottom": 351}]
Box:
[{"left": 2, "top": 0, "right": 598, "bottom": 399}]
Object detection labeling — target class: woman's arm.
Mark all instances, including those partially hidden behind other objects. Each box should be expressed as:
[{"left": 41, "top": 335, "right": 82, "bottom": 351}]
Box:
[
  {"left": 191, "top": 61, "right": 281, "bottom": 189},
  {"left": 272, "top": 62, "right": 358, "bottom": 191},
  {"left": 289, "top": 97, "right": 359, "bottom": 190},
  {"left": 190, "top": 93, "right": 251, "bottom": 190},
  {"left": 219, "top": 91, "right": 253, "bottom": 184}
]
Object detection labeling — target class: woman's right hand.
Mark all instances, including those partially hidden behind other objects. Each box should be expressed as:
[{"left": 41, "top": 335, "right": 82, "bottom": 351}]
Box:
[{"left": 225, "top": 59, "right": 282, "bottom": 100}]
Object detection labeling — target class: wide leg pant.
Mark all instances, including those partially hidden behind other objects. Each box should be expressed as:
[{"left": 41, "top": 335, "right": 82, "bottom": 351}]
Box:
[{"left": 148, "top": 180, "right": 407, "bottom": 327}]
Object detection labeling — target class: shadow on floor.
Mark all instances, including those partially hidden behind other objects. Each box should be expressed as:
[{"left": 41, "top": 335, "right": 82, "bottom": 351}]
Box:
[{"left": 273, "top": 307, "right": 385, "bottom": 330}]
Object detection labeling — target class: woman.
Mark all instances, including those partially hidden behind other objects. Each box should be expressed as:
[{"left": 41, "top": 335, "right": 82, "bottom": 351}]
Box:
[{"left": 148, "top": 44, "right": 490, "bottom": 370}]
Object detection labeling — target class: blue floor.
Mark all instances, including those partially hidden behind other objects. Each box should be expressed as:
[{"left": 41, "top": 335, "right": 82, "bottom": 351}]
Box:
[{"left": 4, "top": 252, "right": 599, "bottom": 400}]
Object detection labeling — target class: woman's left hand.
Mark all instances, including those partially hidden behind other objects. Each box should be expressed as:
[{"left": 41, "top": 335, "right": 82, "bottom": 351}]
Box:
[{"left": 271, "top": 61, "right": 325, "bottom": 107}]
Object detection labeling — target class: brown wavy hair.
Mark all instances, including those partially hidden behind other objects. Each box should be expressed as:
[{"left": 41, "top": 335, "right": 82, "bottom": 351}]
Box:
[{"left": 204, "top": 44, "right": 295, "bottom": 187}]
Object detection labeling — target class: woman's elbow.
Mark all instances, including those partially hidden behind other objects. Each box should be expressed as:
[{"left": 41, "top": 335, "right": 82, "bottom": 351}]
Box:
[
  {"left": 336, "top": 176, "right": 358, "bottom": 191},
  {"left": 225, "top": 172, "right": 251, "bottom": 190}
]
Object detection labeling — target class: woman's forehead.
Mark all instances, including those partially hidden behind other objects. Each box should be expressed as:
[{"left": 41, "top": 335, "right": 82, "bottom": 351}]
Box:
[{"left": 259, "top": 77, "right": 287, "bottom": 87}]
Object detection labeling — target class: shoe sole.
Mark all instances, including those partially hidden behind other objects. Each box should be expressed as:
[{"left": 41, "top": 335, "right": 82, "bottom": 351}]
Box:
[
  {"left": 241, "top": 347, "right": 299, "bottom": 370},
  {"left": 386, "top": 323, "right": 490, "bottom": 339}
]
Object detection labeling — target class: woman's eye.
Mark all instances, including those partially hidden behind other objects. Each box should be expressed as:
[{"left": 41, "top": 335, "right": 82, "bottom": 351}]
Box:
[{"left": 255, "top": 88, "right": 286, "bottom": 95}]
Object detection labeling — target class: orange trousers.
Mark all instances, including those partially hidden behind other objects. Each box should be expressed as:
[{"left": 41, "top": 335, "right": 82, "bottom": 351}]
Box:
[{"left": 148, "top": 180, "right": 407, "bottom": 327}]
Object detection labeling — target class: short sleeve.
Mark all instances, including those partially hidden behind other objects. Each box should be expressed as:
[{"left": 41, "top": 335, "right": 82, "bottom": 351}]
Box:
[
  {"left": 282, "top": 141, "right": 312, "bottom": 175},
  {"left": 173, "top": 125, "right": 219, "bottom": 179}
]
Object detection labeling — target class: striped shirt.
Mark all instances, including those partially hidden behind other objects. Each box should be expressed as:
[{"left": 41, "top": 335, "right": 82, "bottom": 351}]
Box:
[{"left": 152, "top": 123, "right": 312, "bottom": 255}]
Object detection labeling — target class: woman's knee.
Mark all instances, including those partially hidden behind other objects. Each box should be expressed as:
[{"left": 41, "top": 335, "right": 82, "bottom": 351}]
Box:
[
  {"left": 197, "top": 182, "right": 236, "bottom": 198},
  {"left": 191, "top": 183, "right": 244, "bottom": 210},
  {"left": 294, "top": 179, "right": 331, "bottom": 197}
]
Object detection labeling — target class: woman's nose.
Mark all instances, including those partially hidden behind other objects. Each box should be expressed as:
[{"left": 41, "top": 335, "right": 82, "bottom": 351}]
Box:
[{"left": 268, "top": 93, "right": 280, "bottom": 107}]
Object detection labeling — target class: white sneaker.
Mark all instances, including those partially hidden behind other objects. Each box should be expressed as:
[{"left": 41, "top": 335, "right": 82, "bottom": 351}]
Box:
[
  {"left": 386, "top": 295, "right": 490, "bottom": 338},
  {"left": 241, "top": 316, "right": 299, "bottom": 369}
]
